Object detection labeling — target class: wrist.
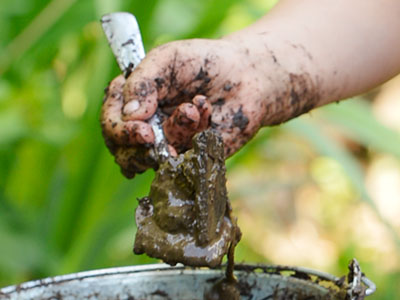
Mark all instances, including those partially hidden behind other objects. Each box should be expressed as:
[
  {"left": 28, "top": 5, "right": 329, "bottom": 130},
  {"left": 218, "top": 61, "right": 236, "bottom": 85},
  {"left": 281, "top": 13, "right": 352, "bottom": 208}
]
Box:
[{"left": 224, "top": 28, "right": 322, "bottom": 126}]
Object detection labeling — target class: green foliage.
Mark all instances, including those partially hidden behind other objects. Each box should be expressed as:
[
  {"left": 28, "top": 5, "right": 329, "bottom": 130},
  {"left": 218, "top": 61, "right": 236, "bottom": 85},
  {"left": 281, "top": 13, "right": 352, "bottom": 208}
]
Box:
[{"left": 0, "top": 0, "right": 399, "bottom": 298}]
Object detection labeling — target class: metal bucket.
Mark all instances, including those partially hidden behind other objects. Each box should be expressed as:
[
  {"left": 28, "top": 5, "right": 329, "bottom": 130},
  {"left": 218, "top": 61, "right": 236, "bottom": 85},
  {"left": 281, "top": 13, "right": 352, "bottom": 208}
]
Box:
[{"left": 0, "top": 261, "right": 375, "bottom": 299}]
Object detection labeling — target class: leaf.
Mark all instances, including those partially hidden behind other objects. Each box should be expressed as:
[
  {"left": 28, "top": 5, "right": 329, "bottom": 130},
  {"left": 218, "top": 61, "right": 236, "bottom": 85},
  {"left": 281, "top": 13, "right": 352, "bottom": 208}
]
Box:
[
  {"left": 0, "top": 107, "right": 28, "bottom": 147},
  {"left": 319, "top": 99, "right": 400, "bottom": 158},
  {"left": 184, "top": 0, "right": 240, "bottom": 38},
  {"left": 0, "top": 218, "right": 50, "bottom": 277}
]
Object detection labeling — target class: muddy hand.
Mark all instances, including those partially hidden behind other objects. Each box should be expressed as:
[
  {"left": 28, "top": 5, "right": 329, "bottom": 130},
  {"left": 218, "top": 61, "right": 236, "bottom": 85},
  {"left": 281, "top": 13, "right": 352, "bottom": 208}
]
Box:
[{"left": 101, "top": 38, "right": 271, "bottom": 176}]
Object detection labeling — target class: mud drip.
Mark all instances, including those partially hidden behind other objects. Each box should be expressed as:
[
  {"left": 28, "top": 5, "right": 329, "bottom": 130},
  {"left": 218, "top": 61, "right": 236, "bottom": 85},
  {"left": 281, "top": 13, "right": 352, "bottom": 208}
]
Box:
[{"left": 204, "top": 215, "right": 242, "bottom": 300}]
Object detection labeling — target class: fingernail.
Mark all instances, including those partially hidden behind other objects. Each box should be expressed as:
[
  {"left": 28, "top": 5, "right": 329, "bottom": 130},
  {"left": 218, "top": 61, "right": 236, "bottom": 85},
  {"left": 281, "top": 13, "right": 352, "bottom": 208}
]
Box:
[
  {"left": 193, "top": 95, "right": 207, "bottom": 107},
  {"left": 123, "top": 100, "right": 140, "bottom": 114}
]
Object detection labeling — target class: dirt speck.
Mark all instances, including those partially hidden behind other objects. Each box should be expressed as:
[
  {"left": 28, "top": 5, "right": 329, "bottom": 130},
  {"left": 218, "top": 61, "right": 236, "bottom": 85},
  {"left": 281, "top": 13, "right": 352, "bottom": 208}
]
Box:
[
  {"left": 214, "top": 98, "right": 225, "bottom": 106},
  {"left": 232, "top": 106, "right": 249, "bottom": 131}
]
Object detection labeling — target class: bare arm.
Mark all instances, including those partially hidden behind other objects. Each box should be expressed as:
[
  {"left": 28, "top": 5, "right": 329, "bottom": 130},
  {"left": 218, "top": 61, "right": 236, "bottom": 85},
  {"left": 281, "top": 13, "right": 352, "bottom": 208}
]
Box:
[{"left": 227, "top": 0, "right": 400, "bottom": 122}]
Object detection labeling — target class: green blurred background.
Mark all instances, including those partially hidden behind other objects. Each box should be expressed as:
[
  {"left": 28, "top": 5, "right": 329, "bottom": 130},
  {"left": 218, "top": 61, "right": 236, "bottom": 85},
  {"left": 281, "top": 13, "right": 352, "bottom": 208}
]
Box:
[{"left": 1, "top": 0, "right": 400, "bottom": 298}]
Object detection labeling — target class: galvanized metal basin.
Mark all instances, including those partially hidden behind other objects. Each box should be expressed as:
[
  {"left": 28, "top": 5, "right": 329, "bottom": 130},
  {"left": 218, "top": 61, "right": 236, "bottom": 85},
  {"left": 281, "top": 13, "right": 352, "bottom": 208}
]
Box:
[{"left": 0, "top": 262, "right": 375, "bottom": 299}]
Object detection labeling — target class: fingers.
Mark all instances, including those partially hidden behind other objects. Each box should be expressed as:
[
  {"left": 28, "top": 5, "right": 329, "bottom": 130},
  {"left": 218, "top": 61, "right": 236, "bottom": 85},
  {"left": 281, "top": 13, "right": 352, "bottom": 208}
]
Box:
[
  {"left": 102, "top": 73, "right": 210, "bottom": 152},
  {"left": 103, "top": 40, "right": 231, "bottom": 159},
  {"left": 163, "top": 96, "right": 212, "bottom": 152},
  {"left": 120, "top": 43, "right": 181, "bottom": 122},
  {"left": 101, "top": 75, "right": 125, "bottom": 141},
  {"left": 124, "top": 121, "right": 155, "bottom": 145},
  {"left": 121, "top": 39, "right": 223, "bottom": 122},
  {"left": 122, "top": 79, "right": 158, "bottom": 121},
  {"left": 113, "top": 40, "right": 220, "bottom": 151},
  {"left": 101, "top": 76, "right": 155, "bottom": 147},
  {"left": 164, "top": 103, "right": 200, "bottom": 151},
  {"left": 193, "top": 95, "right": 212, "bottom": 131},
  {"left": 119, "top": 42, "right": 185, "bottom": 122}
]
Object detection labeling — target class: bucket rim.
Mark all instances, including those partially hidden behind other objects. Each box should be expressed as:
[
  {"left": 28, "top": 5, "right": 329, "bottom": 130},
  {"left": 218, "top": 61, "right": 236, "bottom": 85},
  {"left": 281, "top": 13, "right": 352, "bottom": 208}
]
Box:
[{"left": 0, "top": 262, "right": 376, "bottom": 298}]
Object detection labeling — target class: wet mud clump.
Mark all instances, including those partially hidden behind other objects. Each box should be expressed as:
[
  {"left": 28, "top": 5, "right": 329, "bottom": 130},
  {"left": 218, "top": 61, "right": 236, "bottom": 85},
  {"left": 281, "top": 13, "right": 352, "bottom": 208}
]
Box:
[{"left": 134, "top": 129, "right": 241, "bottom": 268}]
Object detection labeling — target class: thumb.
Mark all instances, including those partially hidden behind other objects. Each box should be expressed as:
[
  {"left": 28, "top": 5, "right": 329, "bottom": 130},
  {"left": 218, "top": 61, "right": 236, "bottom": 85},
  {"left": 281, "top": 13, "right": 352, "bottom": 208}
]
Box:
[
  {"left": 121, "top": 40, "right": 202, "bottom": 122},
  {"left": 121, "top": 67, "right": 159, "bottom": 121}
]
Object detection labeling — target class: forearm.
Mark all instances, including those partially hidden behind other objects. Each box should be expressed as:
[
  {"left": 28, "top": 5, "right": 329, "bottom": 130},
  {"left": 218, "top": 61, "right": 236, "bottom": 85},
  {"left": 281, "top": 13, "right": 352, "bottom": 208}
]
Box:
[{"left": 226, "top": 0, "right": 400, "bottom": 124}]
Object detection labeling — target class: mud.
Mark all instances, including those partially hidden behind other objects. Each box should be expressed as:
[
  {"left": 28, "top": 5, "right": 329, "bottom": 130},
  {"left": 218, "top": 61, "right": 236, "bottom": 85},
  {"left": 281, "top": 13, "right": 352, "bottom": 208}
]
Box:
[
  {"left": 232, "top": 105, "right": 249, "bottom": 131},
  {"left": 156, "top": 53, "right": 215, "bottom": 108},
  {"left": 214, "top": 98, "right": 225, "bottom": 106},
  {"left": 134, "top": 129, "right": 241, "bottom": 267},
  {"left": 113, "top": 145, "right": 158, "bottom": 178},
  {"left": 263, "top": 71, "right": 319, "bottom": 126}
]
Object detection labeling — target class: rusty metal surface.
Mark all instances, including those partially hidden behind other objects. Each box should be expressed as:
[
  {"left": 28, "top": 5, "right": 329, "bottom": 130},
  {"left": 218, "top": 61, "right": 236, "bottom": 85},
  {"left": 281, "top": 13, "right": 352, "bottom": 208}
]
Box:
[{"left": 0, "top": 263, "right": 375, "bottom": 299}]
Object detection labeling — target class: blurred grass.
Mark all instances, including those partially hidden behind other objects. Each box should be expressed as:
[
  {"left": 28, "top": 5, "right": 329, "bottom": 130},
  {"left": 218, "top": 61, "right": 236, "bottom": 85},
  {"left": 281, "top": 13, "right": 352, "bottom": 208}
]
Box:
[{"left": 1, "top": 0, "right": 400, "bottom": 298}]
